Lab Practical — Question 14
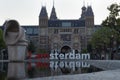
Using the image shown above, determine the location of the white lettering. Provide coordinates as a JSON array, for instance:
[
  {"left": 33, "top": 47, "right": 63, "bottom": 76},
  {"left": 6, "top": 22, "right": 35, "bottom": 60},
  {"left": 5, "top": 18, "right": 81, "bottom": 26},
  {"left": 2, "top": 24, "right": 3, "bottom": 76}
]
[
  {"left": 65, "top": 53, "right": 69, "bottom": 59},
  {"left": 54, "top": 52, "right": 58, "bottom": 59},
  {"left": 75, "top": 54, "right": 81, "bottom": 59},
  {"left": 50, "top": 53, "right": 54, "bottom": 59},
  {"left": 59, "top": 54, "right": 64, "bottom": 59},
  {"left": 69, "top": 61, "right": 75, "bottom": 71},
  {"left": 50, "top": 52, "right": 90, "bottom": 60},
  {"left": 69, "top": 52, "right": 75, "bottom": 59},
  {"left": 59, "top": 61, "right": 64, "bottom": 68},
  {"left": 50, "top": 61, "right": 90, "bottom": 71}
]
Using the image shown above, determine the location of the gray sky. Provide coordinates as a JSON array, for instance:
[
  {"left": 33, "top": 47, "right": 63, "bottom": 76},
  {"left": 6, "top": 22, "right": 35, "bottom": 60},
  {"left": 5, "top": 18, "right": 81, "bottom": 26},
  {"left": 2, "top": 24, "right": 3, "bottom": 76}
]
[{"left": 0, "top": 0, "right": 120, "bottom": 26}]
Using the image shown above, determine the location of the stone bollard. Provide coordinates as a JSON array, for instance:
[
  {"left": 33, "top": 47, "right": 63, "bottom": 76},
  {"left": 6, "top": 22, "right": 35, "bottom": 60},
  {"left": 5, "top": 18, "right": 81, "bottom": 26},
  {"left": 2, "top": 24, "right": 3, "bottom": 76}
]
[
  {"left": 7, "top": 62, "right": 26, "bottom": 79},
  {"left": 3, "top": 20, "right": 28, "bottom": 61}
]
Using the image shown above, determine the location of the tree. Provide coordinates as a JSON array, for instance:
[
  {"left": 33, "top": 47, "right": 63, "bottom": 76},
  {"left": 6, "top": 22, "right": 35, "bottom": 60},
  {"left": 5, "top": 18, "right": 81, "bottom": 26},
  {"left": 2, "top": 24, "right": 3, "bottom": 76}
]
[
  {"left": 27, "top": 41, "right": 36, "bottom": 53},
  {"left": 102, "top": 3, "right": 120, "bottom": 30},
  {"left": 90, "top": 27, "right": 120, "bottom": 59},
  {"left": 0, "top": 29, "right": 6, "bottom": 49},
  {"left": 102, "top": 3, "right": 120, "bottom": 57},
  {"left": 91, "top": 27, "right": 119, "bottom": 48},
  {"left": 81, "top": 48, "right": 88, "bottom": 53},
  {"left": 87, "top": 43, "right": 92, "bottom": 53},
  {"left": 37, "top": 49, "right": 48, "bottom": 54}
]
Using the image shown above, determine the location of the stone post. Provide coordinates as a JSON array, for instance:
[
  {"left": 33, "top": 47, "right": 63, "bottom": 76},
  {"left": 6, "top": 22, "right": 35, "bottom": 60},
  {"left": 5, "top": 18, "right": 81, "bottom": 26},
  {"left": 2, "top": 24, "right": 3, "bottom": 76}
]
[
  {"left": 7, "top": 62, "right": 26, "bottom": 79},
  {"left": 3, "top": 20, "right": 28, "bottom": 61}
]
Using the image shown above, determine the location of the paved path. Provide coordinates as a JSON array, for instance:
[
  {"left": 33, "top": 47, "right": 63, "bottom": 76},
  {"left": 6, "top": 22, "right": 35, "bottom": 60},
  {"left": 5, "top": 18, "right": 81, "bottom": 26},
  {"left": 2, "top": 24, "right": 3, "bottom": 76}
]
[
  {"left": 23, "top": 60, "right": 120, "bottom": 80},
  {"left": 85, "top": 60, "right": 120, "bottom": 70},
  {"left": 24, "top": 69, "right": 120, "bottom": 80}
]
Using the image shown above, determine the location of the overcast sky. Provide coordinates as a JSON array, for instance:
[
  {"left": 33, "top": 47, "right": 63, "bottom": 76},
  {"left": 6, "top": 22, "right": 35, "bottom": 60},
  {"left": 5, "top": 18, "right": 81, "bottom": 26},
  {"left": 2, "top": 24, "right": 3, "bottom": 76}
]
[{"left": 0, "top": 0, "right": 120, "bottom": 26}]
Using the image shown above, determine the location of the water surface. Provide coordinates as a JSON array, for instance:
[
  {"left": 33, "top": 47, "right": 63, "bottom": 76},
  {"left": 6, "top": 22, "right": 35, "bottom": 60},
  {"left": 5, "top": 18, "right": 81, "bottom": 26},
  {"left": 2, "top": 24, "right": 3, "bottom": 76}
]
[{"left": 0, "top": 60, "right": 103, "bottom": 80}]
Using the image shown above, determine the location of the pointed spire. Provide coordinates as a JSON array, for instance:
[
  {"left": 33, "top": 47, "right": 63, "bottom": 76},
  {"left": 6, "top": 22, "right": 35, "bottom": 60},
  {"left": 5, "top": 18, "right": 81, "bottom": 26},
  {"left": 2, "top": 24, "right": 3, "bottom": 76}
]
[
  {"left": 85, "top": 6, "right": 94, "bottom": 16},
  {"left": 53, "top": 0, "right": 54, "bottom": 7},
  {"left": 85, "top": 0, "right": 94, "bottom": 16},
  {"left": 80, "top": 1, "right": 86, "bottom": 20},
  {"left": 39, "top": 6, "right": 48, "bottom": 17},
  {"left": 50, "top": 0, "right": 57, "bottom": 20},
  {"left": 82, "top": 1, "right": 86, "bottom": 11},
  {"left": 83, "top": 0, "right": 85, "bottom": 6}
]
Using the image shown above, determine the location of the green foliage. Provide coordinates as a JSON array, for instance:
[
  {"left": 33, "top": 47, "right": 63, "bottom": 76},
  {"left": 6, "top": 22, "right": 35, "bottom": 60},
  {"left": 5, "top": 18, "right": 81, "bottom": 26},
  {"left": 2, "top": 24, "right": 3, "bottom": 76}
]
[
  {"left": 87, "top": 43, "right": 92, "bottom": 53},
  {"left": 37, "top": 49, "right": 48, "bottom": 53},
  {"left": 90, "top": 3, "right": 120, "bottom": 58},
  {"left": 27, "top": 41, "right": 36, "bottom": 53},
  {"left": 108, "top": 3, "right": 120, "bottom": 17},
  {"left": 90, "top": 27, "right": 119, "bottom": 48},
  {"left": 0, "top": 29, "right": 6, "bottom": 49},
  {"left": 101, "top": 3, "right": 120, "bottom": 53},
  {"left": 0, "top": 72, "right": 7, "bottom": 80},
  {"left": 81, "top": 49, "right": 88, "bottom": 53},
  {"left": 102, "top": 3, "right": 120, "bottom": 31}
]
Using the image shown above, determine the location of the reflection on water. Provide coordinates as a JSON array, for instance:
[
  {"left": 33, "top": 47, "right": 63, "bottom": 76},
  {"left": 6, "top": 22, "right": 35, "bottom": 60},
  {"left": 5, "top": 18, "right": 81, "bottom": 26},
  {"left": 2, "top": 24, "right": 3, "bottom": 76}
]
[
  {"left": 50, "top": 61, "right": 90, "bottom": 71},
  {"left": 0, "top": 62, "right": 26, "bottom": 80},
  {"left": 0, "top": 60, "right": 103, "bottom": 80}
]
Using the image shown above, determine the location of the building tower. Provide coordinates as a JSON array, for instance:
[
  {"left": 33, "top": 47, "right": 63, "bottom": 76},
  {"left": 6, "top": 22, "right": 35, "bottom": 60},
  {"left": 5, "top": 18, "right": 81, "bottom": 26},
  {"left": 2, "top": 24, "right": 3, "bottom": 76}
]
[
  {"left": 80, "top": 5, "right": 86, "bottom": 20},
  {"left": 85, "top": 6, "right": 94, "bottom": 46},
  {"left": 50, "top": 0, "right": 57, "bottom": 20},
  {"left": 79, "top": 5, "right": 87, "bottom": 49},
  {"left": 85, "top": 6, "right": 94, "bottom": 28},
  {"left": 39, "top": 6, "right": 49, "bottom": 51}
]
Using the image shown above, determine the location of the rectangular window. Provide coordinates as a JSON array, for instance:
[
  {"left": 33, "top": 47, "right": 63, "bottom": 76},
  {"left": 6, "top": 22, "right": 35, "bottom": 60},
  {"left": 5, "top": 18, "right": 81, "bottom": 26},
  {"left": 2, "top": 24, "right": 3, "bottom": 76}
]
[
  {"left": 60, "top": 29, "right": 72, "bottom": 32},
  {"left": 26, "top": 28, "right": 33, "bottom": 34},
  {"left": 74, "top": 29, "right": 79, "bottom": 34},
  {"left": 33, "top": 28, "right": 38, "bottom": 34},
  {"left": 62, "top": 22, "right": 71, "bottom": 27},
  {"left": 61, "top": 34, "right": 71, "bottom": 41},
  {"left": 54, "top": 29, "right": 58, "bottom": 34}
]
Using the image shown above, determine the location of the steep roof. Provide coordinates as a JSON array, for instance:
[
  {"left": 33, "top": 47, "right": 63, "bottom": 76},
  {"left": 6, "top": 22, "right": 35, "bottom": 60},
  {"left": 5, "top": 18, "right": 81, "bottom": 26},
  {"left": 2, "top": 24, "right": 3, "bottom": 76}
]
[
  {"left": 85, "top": 6, "right": 94, "bottom": 16},
  {"left": 50, "top": 5, "right": 57, "bottom": 20},
  {"left": 80, "top": 6, "right": 87, "bottom": 20},
  {"left": 39, "top": 6, "right": 48, "bottom": 17}
]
